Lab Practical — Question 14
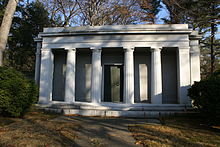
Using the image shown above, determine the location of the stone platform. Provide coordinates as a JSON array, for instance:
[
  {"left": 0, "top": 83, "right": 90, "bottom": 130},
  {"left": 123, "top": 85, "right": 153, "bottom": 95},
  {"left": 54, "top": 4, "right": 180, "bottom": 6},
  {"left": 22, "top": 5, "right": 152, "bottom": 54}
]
[{"left": 38, "top": 102, "right": 193, "bottom": 118}]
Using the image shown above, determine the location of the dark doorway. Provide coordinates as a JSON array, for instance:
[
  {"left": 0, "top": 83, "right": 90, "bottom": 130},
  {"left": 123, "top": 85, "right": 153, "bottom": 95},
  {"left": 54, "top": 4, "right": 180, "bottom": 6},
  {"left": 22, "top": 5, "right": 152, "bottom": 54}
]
[
  {"left": 162, "top": 48, "right": 178, "bottom": 104},
  {"left": 104, "top": 65, "right": 123, "bottom": 102},
  {"left": 52, "top": 50, "right": 67, "bottom": 101}
]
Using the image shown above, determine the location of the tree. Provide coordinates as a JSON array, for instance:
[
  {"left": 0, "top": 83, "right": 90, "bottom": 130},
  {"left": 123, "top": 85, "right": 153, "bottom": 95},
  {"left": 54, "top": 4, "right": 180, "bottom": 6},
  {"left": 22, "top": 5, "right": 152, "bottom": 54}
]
[
  {"left": 190, "top": 0, "right": 219, "bottom": 75},
  {"left": 197, "top": 0, "right": 219, "bottom": 74},
  {"left": 39, "top": 0, "right": 79, "bottom": 27},
  {"left": 4, "top": 1, "right": 51, "bottom": 76},
  {"left": 162, "top": 0, "right": 220, "bottom": 76},
  {"left": 138, "top": 0, "right": 162, "bottom": 23},
  {"left": 0, "top": 0, "right": 19, "bottom": 66},
  {"left": 76, "top": 0, "right": 141, "bottom": 26},
  {"left": 200, "top": 38, "right": 220, "bottom": 79},
  {"left": 0, "top": 0, "right": 9, "bottom": 23},
  {"left": 40, "top": 0, "right": 148, "bottom": 26},
  {"left": 161, "top": 0, "right": 194, "bottom": 24}
]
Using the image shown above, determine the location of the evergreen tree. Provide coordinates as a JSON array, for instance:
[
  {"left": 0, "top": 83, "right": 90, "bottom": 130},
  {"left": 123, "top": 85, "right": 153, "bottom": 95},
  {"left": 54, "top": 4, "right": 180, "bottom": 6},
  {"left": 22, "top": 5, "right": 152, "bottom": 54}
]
[
  {"left": 138, "top": 0, "right": 162, "bottom": 23},
  {"left": 0, "top": 0, "right": 9, "bottom": 23},
  {"left": 0, "top": 0, "right": 19, "bottom": 66},
  {"left": 162, "top": 0, "right": 220, "bottom": 76},
  {"left": 189, "top": 0, "right": 220, "bottom": 75},
  {"left": 4, "top": 1, "right": 51, "bottom": 76}
]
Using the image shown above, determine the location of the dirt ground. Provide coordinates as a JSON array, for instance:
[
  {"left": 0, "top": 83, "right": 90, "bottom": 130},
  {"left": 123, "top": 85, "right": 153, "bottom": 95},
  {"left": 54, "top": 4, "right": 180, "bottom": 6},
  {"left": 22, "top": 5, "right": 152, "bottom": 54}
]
[{"left": 0, "top": 108, "right": 219, "bottom": 147}]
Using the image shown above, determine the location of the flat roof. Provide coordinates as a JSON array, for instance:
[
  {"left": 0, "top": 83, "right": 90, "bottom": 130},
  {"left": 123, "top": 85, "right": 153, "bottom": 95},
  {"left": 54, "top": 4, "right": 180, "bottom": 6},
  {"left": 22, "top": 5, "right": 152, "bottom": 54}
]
[{"left": 36, "top": 24, "right": 198, "bottom": 38}]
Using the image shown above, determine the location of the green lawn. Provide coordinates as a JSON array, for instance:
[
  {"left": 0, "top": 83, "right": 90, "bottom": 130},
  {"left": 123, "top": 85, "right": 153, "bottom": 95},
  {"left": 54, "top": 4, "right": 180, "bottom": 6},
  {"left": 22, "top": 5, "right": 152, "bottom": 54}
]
[{"left": 129, "top": 117, "right": 220, "bottom": 147}]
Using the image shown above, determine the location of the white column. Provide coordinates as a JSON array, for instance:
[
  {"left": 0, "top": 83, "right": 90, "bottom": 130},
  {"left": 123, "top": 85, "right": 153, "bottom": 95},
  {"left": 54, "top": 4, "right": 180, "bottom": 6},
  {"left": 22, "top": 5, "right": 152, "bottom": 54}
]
[
  {"left": 91, "top": 48, "right": 102, "bottom": 103},
  {"left": 34, "top": 41, "right": 42, "bottom": 85},
  {"left": 190, "top": 40, "right": 200, "bottom": 85},
  {"left": 65, "top": 49, "right": 76, "bottom": 103},
  {"left": 151, "top": 48, "right": 162, "bottom": 104},
  {"left": 39, "top": 49, "right": 53, "bottom": 104},
  {"left": 124, "top": 48, "right": 134, "bottom": 104},
  {"left": 177, "top": 47, "right": 191, "bottom": 104}
]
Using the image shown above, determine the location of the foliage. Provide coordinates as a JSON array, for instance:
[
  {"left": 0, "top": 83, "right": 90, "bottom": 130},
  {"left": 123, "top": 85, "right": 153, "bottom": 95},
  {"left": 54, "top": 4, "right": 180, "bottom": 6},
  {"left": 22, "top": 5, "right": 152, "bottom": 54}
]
[
  {"left": 1, "top": 0, "right": 219, "bottom": 78},
  {"left": 39, "top": 0, "right": 78, "bottom": 27},
  {"left": 0, "top": 67, "right": 38, "bottom": 117},
  {"left": 162, "top": 0, "right": 195, "bottom": 24},
  {"left": 76, "top": 0, "right": 141, "bottom": 26},
  {"left": 39, "top": 0, "right": 162, "bottom": 26},
  {"left": 162, "top": 0, "right": 220, "bottom": 29},
  {"left": 188, "top": 70, "right": 220, "bottom": 123},
  {"left": 3, "top": 1, "right": 51, "bottom": 76},
  {"left": 138, "top": 0, "right": 162, "bottom": 23},
  {"left": 0, "top": 0, "right": 19, "bottom": 66},
  {"left": 0, "top": 0, "right": 9, "bottom": 23},
  {"left": 162, "top": 0, "right": 220, "bottom": 76},
  {"left": 200, "top": 38, "right": 220, "bottom": 79}
]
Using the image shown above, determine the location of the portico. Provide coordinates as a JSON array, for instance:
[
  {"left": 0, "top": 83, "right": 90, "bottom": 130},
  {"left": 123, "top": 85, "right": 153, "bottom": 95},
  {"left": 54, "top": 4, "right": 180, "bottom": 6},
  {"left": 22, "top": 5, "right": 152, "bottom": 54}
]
[{"left": 35, "top": 24, "right": 201, "bottom": 117}]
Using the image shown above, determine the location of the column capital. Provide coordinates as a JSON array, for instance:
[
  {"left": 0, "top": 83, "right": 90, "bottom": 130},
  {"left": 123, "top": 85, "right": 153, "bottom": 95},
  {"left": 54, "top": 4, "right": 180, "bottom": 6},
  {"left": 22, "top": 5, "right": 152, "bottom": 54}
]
[
  {"left": 41, "top": 48, "right": 51, "bottom": 52},
  {"left": 178, "top": 46, "right": 190, "bottom": 50},
  {"left": 150, "top": 47, "right": 162, "bottom": 52},
  {"left": 124, "top": 47, "right": 134, "bottom": 52},
  {"left": 91, "top": 48, "right": 102, "bottom": 53},
  {"left": 190, "top": 51, "right": 200, "bottom": 55},
  {"left": 65, "top": 48, "right": 76, "bottom": 52}
]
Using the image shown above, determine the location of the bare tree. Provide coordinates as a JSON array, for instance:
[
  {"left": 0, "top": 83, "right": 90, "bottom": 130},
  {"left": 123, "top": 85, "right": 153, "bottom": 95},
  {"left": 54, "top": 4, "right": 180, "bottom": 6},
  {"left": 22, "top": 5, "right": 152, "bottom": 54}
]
[
  {"left": 137, "top": 0, "right": 162, "bottom": 24},
  {"left": 76, "top": 0, "right": 140, "bottom": 26},
  {"left": 76, "top": 0, "right": 110, "bottom": 26},
  {"left": 0, "top": 0, "right": 19, "bottom": 66},
  {"left": 110, "top": 0, "right": 141, "bottom": 25},
  {"left": 40, "top": 0, "right": 157, "bottom": 27},
  {"left": 39, "top": 0, "right": 79, "bottom": 27}
]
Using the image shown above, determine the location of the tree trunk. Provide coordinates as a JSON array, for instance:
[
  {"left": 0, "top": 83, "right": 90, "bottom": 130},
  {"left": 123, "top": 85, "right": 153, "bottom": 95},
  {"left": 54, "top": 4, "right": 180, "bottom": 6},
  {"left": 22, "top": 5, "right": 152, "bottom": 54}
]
[
  {"left": 210, "top": 23, "right": 215, "bottom": 74},
  {"left": 210, "top": 2, "right": 215, "bottom": 74},
  {"left": 0, "top": 0, "right": 19, "bottom": 66}
]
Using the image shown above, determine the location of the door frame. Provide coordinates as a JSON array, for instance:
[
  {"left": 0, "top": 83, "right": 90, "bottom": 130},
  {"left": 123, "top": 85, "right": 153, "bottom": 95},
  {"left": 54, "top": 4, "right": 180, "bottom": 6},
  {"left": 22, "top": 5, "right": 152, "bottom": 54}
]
[{"left": 102, "top": 63, "right": 124, "bottom": 103}]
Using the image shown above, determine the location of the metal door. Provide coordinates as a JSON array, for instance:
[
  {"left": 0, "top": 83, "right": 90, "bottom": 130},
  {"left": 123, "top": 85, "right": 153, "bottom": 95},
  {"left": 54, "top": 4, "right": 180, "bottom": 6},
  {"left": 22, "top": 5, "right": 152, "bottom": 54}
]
[{"left": 104, "top": 65, "right": 123, "bottom": 102}]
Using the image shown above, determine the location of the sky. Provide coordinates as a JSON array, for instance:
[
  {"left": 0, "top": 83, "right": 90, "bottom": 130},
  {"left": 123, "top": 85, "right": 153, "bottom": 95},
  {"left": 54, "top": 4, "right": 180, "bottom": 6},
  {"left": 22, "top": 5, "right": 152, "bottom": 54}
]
[
  {"left": 156, "top": 2, "right": 169, "bottom": 24},
  {"left": 24, "top": 0, "right": 219, "bottom": 39},
  {"left": 157, "top": 2, "right": 219, "bottom": 39}
]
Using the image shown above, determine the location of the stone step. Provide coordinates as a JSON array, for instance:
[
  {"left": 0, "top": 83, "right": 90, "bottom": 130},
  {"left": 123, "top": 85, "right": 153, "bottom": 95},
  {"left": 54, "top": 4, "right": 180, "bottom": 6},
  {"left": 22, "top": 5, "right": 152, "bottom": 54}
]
[
  {"left": 46, "top": 102, "right": 192, "bottom": 111},
  {"left": 42, "top": 107, "right": 195, "bottom": 118},
  {"left": 38, "top": 102, "right": 194, "bottom": 118}
]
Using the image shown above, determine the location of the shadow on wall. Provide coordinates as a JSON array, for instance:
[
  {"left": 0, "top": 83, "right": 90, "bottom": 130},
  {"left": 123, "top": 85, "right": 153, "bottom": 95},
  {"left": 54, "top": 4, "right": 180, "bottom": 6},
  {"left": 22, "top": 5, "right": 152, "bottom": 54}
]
[
  {"left": 39, "top": 49, "right": 53, "bottom": 104},
  {"left": 39, "top": 24, "right": 192, "bottom": 105}
]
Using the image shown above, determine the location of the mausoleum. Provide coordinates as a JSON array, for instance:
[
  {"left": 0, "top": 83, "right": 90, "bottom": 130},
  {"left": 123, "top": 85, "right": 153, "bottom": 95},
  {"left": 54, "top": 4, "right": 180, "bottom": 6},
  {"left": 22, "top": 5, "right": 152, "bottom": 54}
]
[{"left": 35, "top": 24, "right": 201, "bottom": 117}]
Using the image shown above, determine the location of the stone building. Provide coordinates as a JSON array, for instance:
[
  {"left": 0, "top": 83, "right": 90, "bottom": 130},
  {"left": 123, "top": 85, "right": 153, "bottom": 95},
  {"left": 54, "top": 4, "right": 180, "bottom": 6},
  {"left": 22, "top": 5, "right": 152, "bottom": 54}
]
[{"left": 35, "top": 24, "right": 201, "bottom": 117}]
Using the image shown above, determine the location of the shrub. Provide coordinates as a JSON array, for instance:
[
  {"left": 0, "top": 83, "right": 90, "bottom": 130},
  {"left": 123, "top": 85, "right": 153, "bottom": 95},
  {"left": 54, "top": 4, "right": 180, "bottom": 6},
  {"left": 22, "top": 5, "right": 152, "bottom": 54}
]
[
  {"left": 188, "top": 70, "right": 220, "bottom": 123},
  {"left": 0, "top": 67, "right": 38, "bottom": 117}
]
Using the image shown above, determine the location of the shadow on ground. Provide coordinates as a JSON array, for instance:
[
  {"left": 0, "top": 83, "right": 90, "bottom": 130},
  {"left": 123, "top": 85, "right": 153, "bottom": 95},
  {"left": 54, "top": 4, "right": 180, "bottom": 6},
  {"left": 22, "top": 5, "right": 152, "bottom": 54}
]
[
  {"left": 51, "top": 115, "right": 153, "bottom": 147},
  {"left": 0, "top": 110, "right": 154, "bottom": 147}
]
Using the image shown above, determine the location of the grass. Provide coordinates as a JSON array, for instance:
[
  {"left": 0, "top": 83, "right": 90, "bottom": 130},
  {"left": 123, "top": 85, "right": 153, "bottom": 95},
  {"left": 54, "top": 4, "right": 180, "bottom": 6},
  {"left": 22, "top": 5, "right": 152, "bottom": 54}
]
[
  {"left": 0, "top": 107, "right": 81, "bottom": 147},
  {"left": 129, "top": 116, "right": 220, "bottom": 147}
]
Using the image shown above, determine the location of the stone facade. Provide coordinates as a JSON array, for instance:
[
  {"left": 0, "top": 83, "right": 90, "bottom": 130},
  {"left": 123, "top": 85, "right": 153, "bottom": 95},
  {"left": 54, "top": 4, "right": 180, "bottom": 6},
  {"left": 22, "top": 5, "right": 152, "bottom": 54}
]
[{"left": 35, "top": 24, "right": 201, "bottom": 117}]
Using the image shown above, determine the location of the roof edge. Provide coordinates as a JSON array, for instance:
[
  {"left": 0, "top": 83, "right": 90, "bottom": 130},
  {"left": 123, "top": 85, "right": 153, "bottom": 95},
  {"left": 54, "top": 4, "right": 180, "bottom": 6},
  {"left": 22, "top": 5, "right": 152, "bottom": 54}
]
[{"left": 43, "top": 24, "right": 190, "bottom": 33}]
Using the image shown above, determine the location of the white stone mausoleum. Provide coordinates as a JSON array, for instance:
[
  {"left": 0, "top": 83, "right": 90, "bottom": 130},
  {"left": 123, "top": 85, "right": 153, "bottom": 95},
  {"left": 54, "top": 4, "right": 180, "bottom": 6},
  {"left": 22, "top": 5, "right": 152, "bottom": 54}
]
[{"left": 35, "top": 24, "right": 201, "bottom": 117}]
